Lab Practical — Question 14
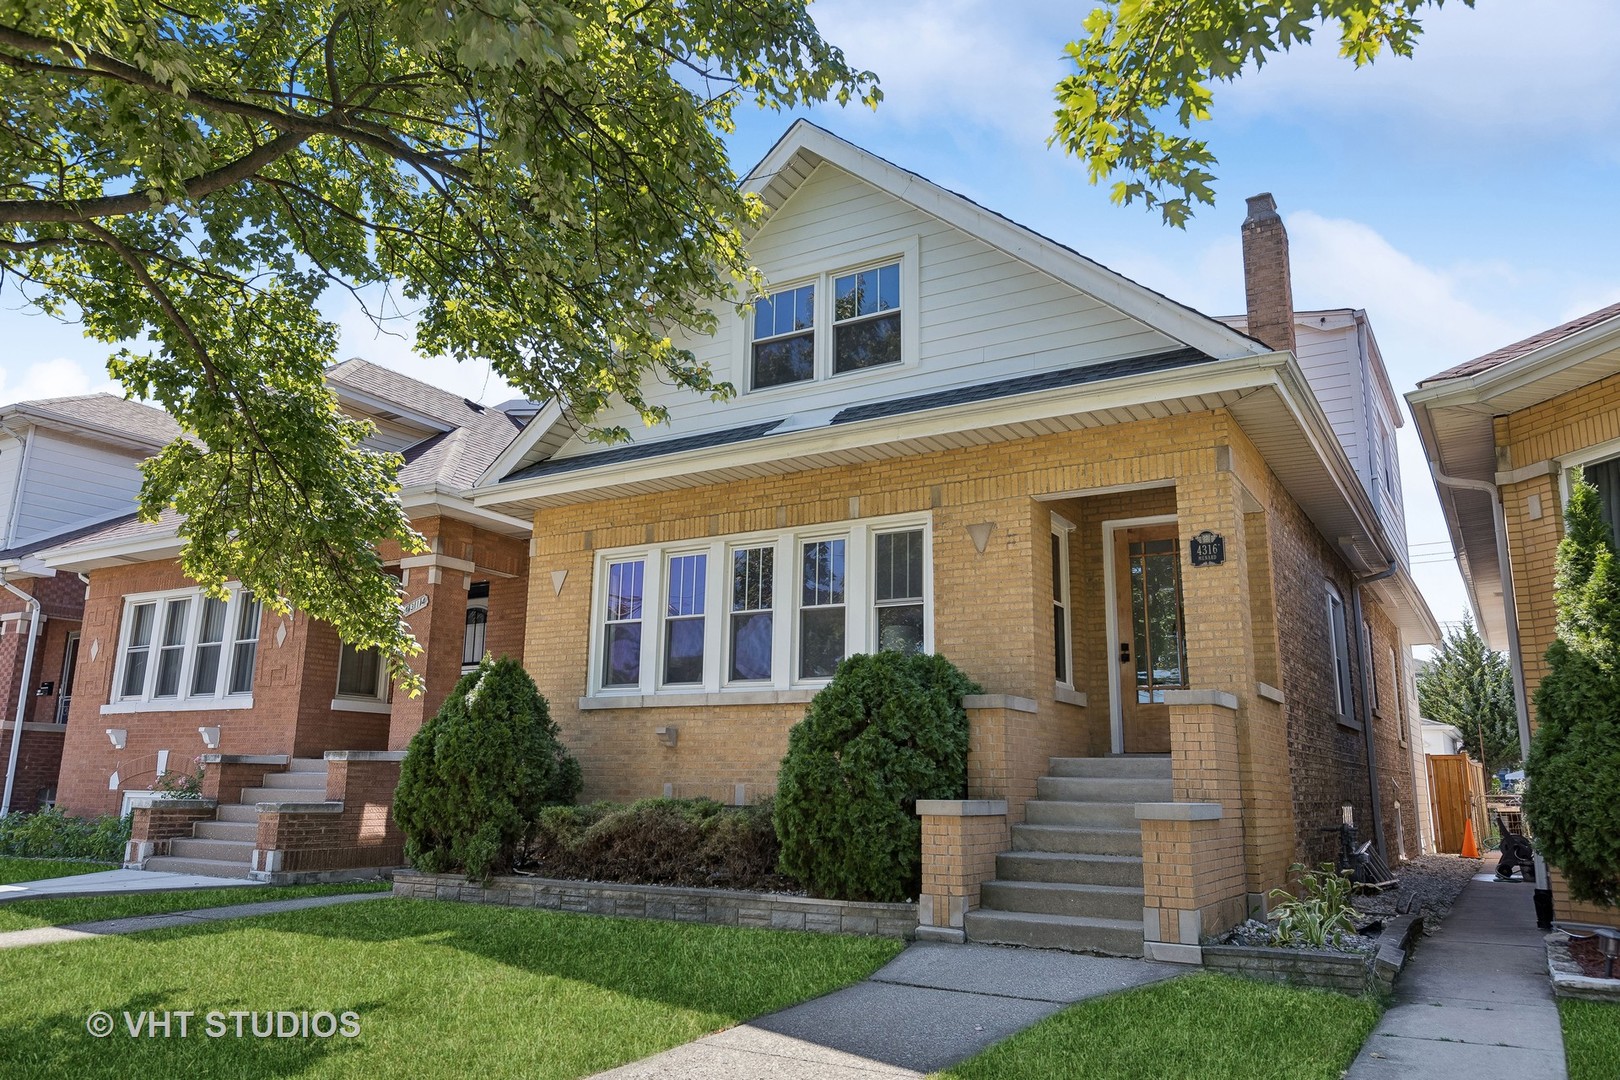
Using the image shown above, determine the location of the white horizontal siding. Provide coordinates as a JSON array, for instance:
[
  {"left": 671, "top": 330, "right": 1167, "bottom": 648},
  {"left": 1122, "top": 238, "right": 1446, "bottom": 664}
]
[
  {"left": 11, "top": 429, "right": 147, "bottom": 546},
  {"left": 553, "top": 162, "right": 1183, "bottom": 462},
  {"left": 0, "top": 433, "right": 23, "bottom": 547}
]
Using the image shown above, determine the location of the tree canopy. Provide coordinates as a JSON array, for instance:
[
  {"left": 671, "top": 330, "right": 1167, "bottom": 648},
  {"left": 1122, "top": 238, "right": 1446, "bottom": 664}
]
[
  {"left": 1524, "top": 480, "right": 1620, "bottom": 907},
  {"left": 0, "top": 1, "right": 876, "bottom": 686},
  {"left": 1415, "top": 615, "right": 1520, "bottom": 775},
  {"left": 1052, "top": 1, "right": 1475, "bottom": 225}
]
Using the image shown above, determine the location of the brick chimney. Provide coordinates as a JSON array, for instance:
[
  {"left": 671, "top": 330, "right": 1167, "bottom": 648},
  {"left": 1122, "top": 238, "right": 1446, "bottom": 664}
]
[{"left": 1240, "top": 193, "right": 1297, "bottom": 355}]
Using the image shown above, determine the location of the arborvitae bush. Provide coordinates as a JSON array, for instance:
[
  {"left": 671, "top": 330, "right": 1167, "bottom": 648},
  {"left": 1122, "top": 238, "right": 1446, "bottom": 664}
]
[
  {"left": 394, "top": 656, "right": 581, "bottom": 883},
  {"left": 1525, "top": 480, "right": 1620, "bottom": 907},
  {"left": 774, "top": 651, "right": 980, "bottom": 902}
]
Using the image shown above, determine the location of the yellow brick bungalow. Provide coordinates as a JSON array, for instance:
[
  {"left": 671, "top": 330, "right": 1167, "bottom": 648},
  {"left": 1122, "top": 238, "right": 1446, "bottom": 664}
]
[{"left": 471, "top": 124, "right": 1439, "bottom": 961}]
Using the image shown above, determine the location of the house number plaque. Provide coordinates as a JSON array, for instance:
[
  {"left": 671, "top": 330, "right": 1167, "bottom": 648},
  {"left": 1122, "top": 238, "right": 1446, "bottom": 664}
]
[
  {"left": 402, "top": 594, "right": 431, "bottom": 616},
  {"left": 1189, "top": 530, "right": 1225, "bottom": 567}
]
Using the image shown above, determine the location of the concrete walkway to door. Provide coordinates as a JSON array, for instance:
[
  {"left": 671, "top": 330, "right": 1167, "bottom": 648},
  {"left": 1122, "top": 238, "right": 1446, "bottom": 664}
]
[{"left": 1347, "top": 874, "right": 1567, "bottom": 1079}]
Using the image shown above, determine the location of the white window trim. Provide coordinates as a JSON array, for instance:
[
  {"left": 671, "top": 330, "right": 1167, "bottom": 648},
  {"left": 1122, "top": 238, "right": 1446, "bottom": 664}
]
[
  {"left": 736, "top": 236, "right": 922, "bottom": 396},
  {"left": 585, "top": 511, "right": 932, "bottom": 701},
  {"left": 1052, "top": 513, "right": 1076, "bottom": 690},
  {"left": 103, "top": 585, "right": 258, "bottom": 715},
  {"left": 1558, "top": 437, "right": 1620, "bottom": 506}
]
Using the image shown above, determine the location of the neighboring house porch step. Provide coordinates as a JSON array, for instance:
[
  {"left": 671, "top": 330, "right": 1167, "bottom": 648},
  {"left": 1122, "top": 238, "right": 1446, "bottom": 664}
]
[
  {"left": 141, "top": 855, "right": 255, "bottom": 881},
  {"left": 238, "top": 786, "right": 328, "bottom": 803},
  {"left": 215, "top": 804, "right": 260, "bottom": 823},
  {"left": 260, "top": 770, "right": 332, "bottom": 790},
  {"left": 963, "top": 909, "right": 1145, "bottom": 958},
  {"left": 193, "top": 820, "right": 258, "bottom": 842},
  {"left": 168, "top": 837, "right": 255, "bottom": 862},
  {"left": 287, "top": 757, "right": 328, "bottom": 773}
]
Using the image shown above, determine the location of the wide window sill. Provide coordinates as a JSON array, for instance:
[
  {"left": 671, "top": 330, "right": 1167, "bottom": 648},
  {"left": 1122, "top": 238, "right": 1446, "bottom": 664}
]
[
  {"left": 101, "top": 697, "right": 253, "bottom": 715},
  {"left": 1335, "top": 715, "right": 1364, "bottom": 733},
  {"left": 580, "top": 689, "right": 820, "bottom": 711},
  {"left": 1053, "top": 685, "right": 1088, "bottom": 708},
  {"left": 331, "top": 698, "right": 392, "bottom": 715}
]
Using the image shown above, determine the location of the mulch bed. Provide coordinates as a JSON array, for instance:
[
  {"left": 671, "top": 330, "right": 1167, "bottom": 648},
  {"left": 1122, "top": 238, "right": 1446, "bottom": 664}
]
[{"left": 1566, "top": 935, "right": 1620, "bottom": 980}]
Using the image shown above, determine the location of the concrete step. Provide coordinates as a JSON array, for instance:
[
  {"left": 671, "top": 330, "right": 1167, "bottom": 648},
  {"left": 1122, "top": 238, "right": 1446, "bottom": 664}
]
[
  {"left": 239, "top": 786, "right": 327, "bottom": 804},
  {"left": 980, "top": 880, "right": 1145, "bottom": 920},
  {"left": 261, "top": 770, "right": 329, "bottom": 789},
  {"left": 1047, "top": 755, "right": 1172, "bottom": 779},
  {"left": 142, "top": 856, "right": 255, "bottom": 881},
  {"left": 1011, "top": 823, "right": 1142, "bottom": 856},
  {"left": 287, "top": 757, "right": 328, "bottom": 773},
  {"left": 964, "top": 909, "right": 1143, "bottom": 957},
  {"left": 1035, "top": 776, "right": 1173, "bottom": 803},
  {"left": 214, "top": 804, "right": 260, "bottom": 823},
  {"left": 996, "top": 851, "right": 1144, "bottom": 888},
  {"left": 1022, "top": 800, "right": 1138, "bottom": 829},
  {"left": 169, "top": 837, "right": 254, "bottom": 862},
  {"left": 194, "top": 820, "right": 258, "bottom": 842}
]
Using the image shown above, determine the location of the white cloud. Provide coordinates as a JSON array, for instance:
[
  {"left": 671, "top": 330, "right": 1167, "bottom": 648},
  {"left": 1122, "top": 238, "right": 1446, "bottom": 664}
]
[{"left": 0, "top": 356, "right": 121, "bottom": 404}]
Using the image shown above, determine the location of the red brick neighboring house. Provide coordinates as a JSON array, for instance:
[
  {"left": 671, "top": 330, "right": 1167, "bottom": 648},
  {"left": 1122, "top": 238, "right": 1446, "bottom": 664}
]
[
  {"left": 0, "top": 394, "right": 179, "bottom": 815},
  {"left": 39, "top": 361, "right": 534, "bottom": 880}
]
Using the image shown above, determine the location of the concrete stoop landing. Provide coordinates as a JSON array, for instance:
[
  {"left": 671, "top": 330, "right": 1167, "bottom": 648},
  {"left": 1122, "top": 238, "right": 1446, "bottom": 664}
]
[
  {"left": 964, "top": 755, "right": 1171, "bottom": 957},
  {"left": 141, "top": 757, "right": 329, "bottom": 880}
]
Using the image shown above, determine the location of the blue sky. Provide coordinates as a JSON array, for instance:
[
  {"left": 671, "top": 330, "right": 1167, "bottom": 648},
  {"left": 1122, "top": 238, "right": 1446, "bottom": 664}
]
[{"left": 1, "top": 0, "right": 1616, "bottom": 638}]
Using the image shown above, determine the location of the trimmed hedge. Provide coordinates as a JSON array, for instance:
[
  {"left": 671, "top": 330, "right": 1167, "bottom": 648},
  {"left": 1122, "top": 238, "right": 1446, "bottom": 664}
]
[
  {"left": 774, "top": 651, "right": 980, "bottom": 902},
  {"left": 0, "top": 808, "right": 130, "bottom": 863},
  {"left": 522, "top": 798, "right": 790, "bottom": 891},
  {"left": 394, "top": 656, "right": 581, "bottom": 883}
]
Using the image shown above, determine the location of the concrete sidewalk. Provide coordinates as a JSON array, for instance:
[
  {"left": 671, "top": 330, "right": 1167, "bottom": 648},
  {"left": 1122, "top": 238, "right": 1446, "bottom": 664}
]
[
  {"left": 1347, "top": 874, "right": 1566, "bottom": 1079},
  {"left": 0, "top": 867, "right": 257, "bottom": 901},
  {"left": 0, "top": 890, "right": 389, "bottom": 950},
  {"left": 593, "top": 942, "right": 1179, "bottom": 1079}
]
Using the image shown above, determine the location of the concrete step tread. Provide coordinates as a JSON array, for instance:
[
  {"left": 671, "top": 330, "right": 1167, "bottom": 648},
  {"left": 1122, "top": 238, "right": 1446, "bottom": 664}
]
[
  {"left": 168, "top": 838, "right": 254, "bottom": 862},
  {"left": 260, "top": 772, "right": 330, "bottom": 788},
  {"left": 238, "top": 786, "right": 327, "bottom": 803},
  {"left": 1022, "top": 801, "right": 1139, "bottom": 827},
  {"left": 982, "top": 879, "right": 1145, "bottom": 898},
  {"left": 141, "top": 856, "right": 255, "bottom": 881},
  {"left": 1002, "top": 850, "right": 1144, "bottom": 865},
  {"left": 193, "top": 821, "right": 258, "bottom": 841},
  {"left": 966, "top": 908, "right": 1143, "bottom": 932},
  {"left": 214, "top": 804, "right": 260, "bottom": 823},
  {"left": 287, "top": 757, "right": 328, "bottom": 772},
  {"left": 1048, "top": 756, "right": 1173, "bottom": 779},
  {"left": 1012, "top": 824, "right": 1142, "bottom": 839}
]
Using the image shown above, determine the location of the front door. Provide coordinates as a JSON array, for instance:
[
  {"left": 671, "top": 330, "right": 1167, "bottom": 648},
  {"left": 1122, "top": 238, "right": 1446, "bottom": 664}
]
[{"left": 1114, "top": 524, "right": 1188, "bottom": 753}]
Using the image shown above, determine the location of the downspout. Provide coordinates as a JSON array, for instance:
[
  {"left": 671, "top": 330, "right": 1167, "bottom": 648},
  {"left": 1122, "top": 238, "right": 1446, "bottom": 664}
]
[
  {"left": 0, "top": 572, "right": 42, "bottom": 817},
  {"left": 1351, "top": 564, "right": 1396, "bottom": 863},
  {"left": 1433, "top": 470, "right": 1547, "bottom": 916}
]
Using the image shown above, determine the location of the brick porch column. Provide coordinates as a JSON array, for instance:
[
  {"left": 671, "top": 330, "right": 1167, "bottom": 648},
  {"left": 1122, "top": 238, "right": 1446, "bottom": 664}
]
[
  {"left": 388, "top": 552, "right": 471, "bottom": 750},
  {"left": 916, "top": 799, "right": 1008, "bottom": 943},
  {"left": 964, "top": 694, "right": 1043, "bottom": 821}
]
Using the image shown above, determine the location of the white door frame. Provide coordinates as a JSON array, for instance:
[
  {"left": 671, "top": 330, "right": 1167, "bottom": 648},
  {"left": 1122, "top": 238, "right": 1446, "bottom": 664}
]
[{"left": 1102, "top": 514, "right": 1178, "bottom": 755}]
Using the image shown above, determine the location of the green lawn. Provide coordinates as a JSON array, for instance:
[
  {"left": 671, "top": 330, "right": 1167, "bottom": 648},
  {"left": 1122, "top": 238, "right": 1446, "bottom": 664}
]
[
  {"left": 0, "top": 897, "right": 904, "bottom": 1079},
  {"left": 0, "top": 881, "right": 391, "bottom": 932},
  {"left": 0, "top": 856, "right": 114, "bottom": 885},
  {"left": 937, "top": 972, "right": 1382, "bottom": 1080},
  {"left": 1559, "top": 997, "right": 1620, "bottom": 1080}
]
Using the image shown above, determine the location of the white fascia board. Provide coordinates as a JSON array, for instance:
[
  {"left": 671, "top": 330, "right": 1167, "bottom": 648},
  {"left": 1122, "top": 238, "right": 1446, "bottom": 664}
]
[
  {"left": 473, "top": 352, "right": 1295, "bottom": 510},
  {"left": 39, "top": 531, "right": 183, "bottom": 572},
  {"left": 1408, "top": 314, "right": 1620, "bottom": 409},
  {"left": 399, "top": 487, "right": 531, "bottom": 536},
  {"left": 476, "top": 399, "right": 566, "bottom": 486},
  {"left": 746, "top": 123, "right": 1268, "bottom": 363}
]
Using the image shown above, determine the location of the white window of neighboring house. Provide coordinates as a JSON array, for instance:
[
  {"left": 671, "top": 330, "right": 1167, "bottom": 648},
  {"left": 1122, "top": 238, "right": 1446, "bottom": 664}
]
[
  {"left": 1326, "top": 584, "right": 1353, "bottom": 720},
  {"left": 1051, "top": 516, "right": 1075, "bottom": 687},
  {"left": 111, "top": 586, "right": 260, "bottom": 709},
  {"left": 336, "top": 642, "right": 388, "bottom": 702},
  {"left": 462, "top": 581, "right": 490, "bottom": 670},
  {"left": 589, "top": 513, "right": 931, "bottom": 698}
]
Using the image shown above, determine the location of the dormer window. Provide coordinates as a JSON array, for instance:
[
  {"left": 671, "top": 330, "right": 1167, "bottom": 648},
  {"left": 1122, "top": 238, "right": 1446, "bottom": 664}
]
[
  {"left": 833, "top": 263, "right": 901, "bottom": 373},
  {"left": 751, "top": 283, "right": 816, "bottom": 389}
]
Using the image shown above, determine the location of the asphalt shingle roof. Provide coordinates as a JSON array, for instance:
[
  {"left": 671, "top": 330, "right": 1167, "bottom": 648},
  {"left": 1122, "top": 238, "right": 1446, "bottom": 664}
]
[
  {"left": 7, "top": 393, "right": 179, "bottom": 446},
  {"left": 1421, "top": 300, "right": 1620, "bottom": 385}
]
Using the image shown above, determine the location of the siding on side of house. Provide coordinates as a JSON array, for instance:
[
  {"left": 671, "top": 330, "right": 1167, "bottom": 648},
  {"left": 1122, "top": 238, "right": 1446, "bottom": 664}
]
[
  {"left": 545, "top": 161, "right": 1185, "bottom": 461},
  {"left": 10, "top": 429, "right": 147, "bottom": 547}
]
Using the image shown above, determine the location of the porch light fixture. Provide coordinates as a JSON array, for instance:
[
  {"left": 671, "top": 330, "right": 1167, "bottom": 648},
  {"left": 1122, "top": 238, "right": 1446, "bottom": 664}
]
[
  {"left": 965, "top": 522, "right": 995, "bottom": 554},
  {"left": 655, "top": 725, "right": 678, "bottom": 748},
  {"left": 106, "top": 728, "right": 127, "bottom": 750},
  {"left": 198, "top": 726, "right": 220, "bottom": 749}
]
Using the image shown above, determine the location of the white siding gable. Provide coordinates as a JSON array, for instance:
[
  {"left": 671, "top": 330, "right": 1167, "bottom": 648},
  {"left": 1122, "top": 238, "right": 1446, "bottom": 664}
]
[
  {"left": 10, "top": 428, "right": 147, "bottom": 547},
  {"left": 546, "top": 162, "right": 1184, "bottom": 462}
]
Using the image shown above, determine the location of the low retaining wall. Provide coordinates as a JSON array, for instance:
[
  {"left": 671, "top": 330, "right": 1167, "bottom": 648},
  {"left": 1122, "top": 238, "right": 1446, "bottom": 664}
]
[
  {"left": 1203, "top": 914, "right": 1423, "bottom": 994},
  {"left": 394, "top": 870, "right": 916, "bottom": 939},
  {"left": 1546, "top": 932, "right": 1620, "bottom": 1001}
]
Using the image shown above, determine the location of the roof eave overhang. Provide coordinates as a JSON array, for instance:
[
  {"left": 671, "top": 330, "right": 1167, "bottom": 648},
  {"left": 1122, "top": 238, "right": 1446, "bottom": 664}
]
[
  {"left": 399, "top": 487, "right": 531, "bottom": 537},
  {"left": 39, "top": 531, "right": 184, "bottom": 573}
]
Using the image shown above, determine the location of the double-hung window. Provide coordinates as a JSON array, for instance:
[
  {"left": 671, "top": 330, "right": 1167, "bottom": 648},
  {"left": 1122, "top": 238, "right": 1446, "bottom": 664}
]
[
  {"left": 112, "top": 587, "right": 261, "bottom": 709},
  {"left": 746, "top": 249, "right": 913, "bottom": 392},
  {"left": 591, "top": 514, "right": 930, "bottom": 697}
]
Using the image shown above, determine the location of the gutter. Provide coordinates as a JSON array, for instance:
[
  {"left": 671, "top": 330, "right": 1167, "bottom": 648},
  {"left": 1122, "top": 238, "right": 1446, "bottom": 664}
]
[{"left": 0, "top": 572, "right": 42, "bottom": 817}]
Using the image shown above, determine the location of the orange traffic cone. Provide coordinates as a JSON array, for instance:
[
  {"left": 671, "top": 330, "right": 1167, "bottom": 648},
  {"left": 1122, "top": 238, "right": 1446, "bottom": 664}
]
[{"left": 1460, "top": 817, "right": 1481, "bottom": 859}]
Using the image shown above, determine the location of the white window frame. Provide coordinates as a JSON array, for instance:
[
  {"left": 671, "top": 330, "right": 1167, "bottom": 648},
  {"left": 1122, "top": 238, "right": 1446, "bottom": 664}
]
[
  {"left": 1052, "top": 513, "right": 1076, "bottom": 689},
  {"left": 103, "top": 585, "right": 259, "bottom": 715},
  {"left": 1326, "top": 583, "right": 1354, "bottom": 722},
  {"left": 737, "top": 237, "right": 921, "bottom": 396},
  {"left": 586, "top": 512, "right": 932, "bottom": 700}
]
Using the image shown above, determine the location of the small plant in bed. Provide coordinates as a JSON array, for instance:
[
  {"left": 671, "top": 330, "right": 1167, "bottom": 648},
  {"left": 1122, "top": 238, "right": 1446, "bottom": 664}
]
[
  {"left": 1220, "top": 863, "right": 1376, "bottom": 953},
  {"left": 521, "top": 798, "right": 795, "bottom": 891}
]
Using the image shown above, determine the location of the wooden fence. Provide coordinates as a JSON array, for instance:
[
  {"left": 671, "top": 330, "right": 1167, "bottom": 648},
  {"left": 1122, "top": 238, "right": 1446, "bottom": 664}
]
[{"left": 1427, "top": 753, "right": 1490, "bottom": 855}]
